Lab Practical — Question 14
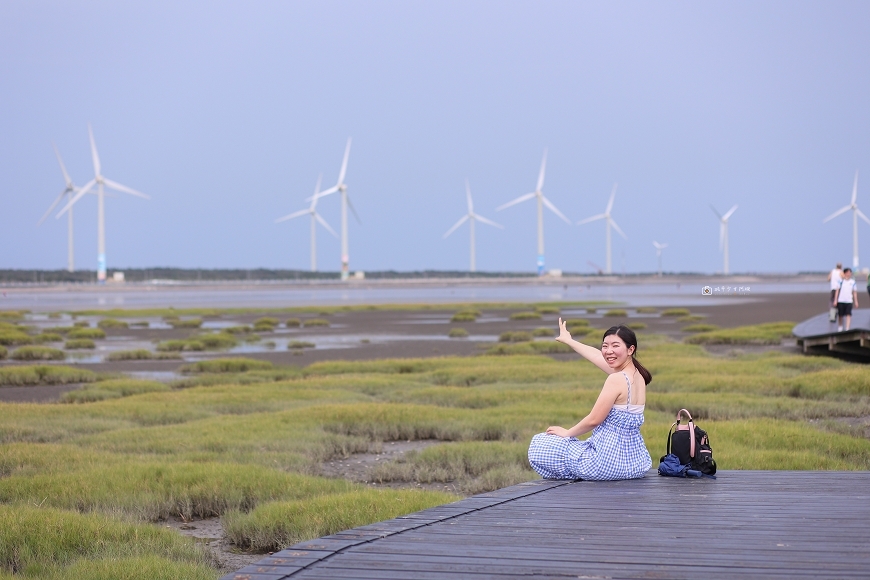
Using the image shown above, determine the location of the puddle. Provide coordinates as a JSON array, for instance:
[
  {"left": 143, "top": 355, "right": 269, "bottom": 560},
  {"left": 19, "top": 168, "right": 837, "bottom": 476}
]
[{"left": 125, "top": 371, "right": 182, "bottom": 382}]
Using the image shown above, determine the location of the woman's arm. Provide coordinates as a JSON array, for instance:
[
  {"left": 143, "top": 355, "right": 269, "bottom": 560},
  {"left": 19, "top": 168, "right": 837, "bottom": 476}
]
[
  {"left": 546, "top": 376, "right": 622, "bottom": 438},
  {"left": 554, "top": 318, "right": 613, "bottom": 374}
]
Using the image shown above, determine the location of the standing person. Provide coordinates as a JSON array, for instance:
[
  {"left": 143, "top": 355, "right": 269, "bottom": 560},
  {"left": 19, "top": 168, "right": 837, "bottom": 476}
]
[
  {"left": 828, "top": 263, "right": 843, "bottom": 306},
  {"left": 527, "top": 322, "right": 652, "bottom": 481},
  {"left": 834, "top": 268, "right": 858, "bottom": 332}
]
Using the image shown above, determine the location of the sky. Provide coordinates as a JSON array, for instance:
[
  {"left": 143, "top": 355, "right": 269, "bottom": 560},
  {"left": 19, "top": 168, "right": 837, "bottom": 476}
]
[{"left": 2, "top": 1, "right": 869, "bottom": 275}]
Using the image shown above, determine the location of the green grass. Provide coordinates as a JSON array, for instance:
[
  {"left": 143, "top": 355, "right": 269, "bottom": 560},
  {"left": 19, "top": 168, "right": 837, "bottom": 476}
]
[
  {"left": 684, "top": 322, "right": 796, "bottom": 345},
  {"left": 0, "top": 329, "right": 32, "bottom": 346},
  {"left": 604, "top": 309, "right": 628, "bottom": 317},
  {"left": 532, "top": 327, "right": 554, "bottom": 337},
  {"left": 509, "top": 311, "right": 542, "bottom": 320},
  {"left": 0, "top": 365, "right": 97, "bottom": 386},
  {"left": 636, "top": 307, "right": 658, "bottom": 314},
  {"left": 223, "top": 489, "right": 458, "bottom": 552},
  {"left": 0, "top": 346, "right": 5, "bottom": 360},
  {"left": 97, "top": 318, "right": 129, "bottom": 329},
  {"left": 285, "top": 318, "right": 302, "bottom": 327},
  {"left": 130, "top": 321, "right": 150, "bottom": 328},
  {"left": 450, "top": 309, "right": 482, "bottom": 323},
  {"left": 64, "top": 339, "right": 95, "bottom": 350},
  {"left": 156, "top": 332, "right": 237, "bottom": 352},
  {"left": 677, "top": 314, "right": 706, "bottom": 322},
  {"left": 0, "top": 311, "right": 24, "bottom": 321},
  {"left": 33, "top": 332, "right": 64, "bottom": 343},
  {"left": 10, "top": 346, "right": 65, "bottom": 361},
  {"left": 626, "top": 322, "right": 647, "bottom": 330},
  {"left": 499, "top": 331, "right": 533, "bottom": 343},
  {"left": 253, "top": 317, "right": 279, "bottom": 331},
  {"left": 448, "top": 328, "right": 469, "bottom": 338},
  {"left": 683, "top": 323, "right": 720, "bottom": 333},
  {"left": 66, "top": 328, "right": 106, "bottom": 340},
  {"left": 304, "top": 318, "right": 330, "bottom": 327},
  {"left": 72, "top": 321, "right": 90, "bottom": 328},
  {"left": 564, "top": 318, "right": 589, "bottom": 327},
  {"left": 534, "top": 306, "right": 560, "bottom": 314},
  {"left": 485, "top": 341, "right": 573, "bottom": 355},
  {"left": 662, "top": 308, "right": 691, "bottom": 316},
  {"left": 61, "top": 379, "right": 170, "bottom": 403},
  {"left": 105, "top": 350, "right": 182, "bottom": 361},
  {"left": 223, "top": 325, "right": 253, "bottom": 334},
  {"left": 180, "top": 358, "right": 274, "bottom": 373},
  {"left": 167, "top": 318, "right": 203, "bottom": 329},
  {"left": 288, "top": 341, "right": 316, "bottom": 349}
]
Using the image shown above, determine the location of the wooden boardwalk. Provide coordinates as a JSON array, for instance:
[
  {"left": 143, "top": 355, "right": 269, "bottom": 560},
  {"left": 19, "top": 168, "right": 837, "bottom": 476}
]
[{"left": 222, "top": 471, "right": 870, "bottom": 580}]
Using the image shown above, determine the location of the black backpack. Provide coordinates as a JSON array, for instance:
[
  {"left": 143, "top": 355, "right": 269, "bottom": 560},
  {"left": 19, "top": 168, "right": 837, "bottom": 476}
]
[{"left": 662, "top": 409, "right": 717, "bottom": 476}]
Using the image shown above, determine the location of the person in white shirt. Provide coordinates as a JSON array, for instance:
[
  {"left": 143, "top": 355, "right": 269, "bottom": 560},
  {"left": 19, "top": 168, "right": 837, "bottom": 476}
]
[
  {"left": 828, "top": 263, "right": 843, "bottom": 308},
  {"left": 833, "top": 268, "right": 858, "bottom": 332}
]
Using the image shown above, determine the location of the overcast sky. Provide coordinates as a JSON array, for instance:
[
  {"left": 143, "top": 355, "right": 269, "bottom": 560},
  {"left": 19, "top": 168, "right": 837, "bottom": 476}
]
[{"left": 2, "top": 1, "right": 869, "bottom": 275}]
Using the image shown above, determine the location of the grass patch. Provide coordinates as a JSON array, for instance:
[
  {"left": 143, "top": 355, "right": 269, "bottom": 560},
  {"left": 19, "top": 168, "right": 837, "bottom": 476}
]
[
  {"left": 604, "top": 309, "right": 628, "bottom": 317},
  {"left": 61, "top": 379, "right": 170, "bottom": 403},
  {"left": 166, "top": 318, "right": 203, "bottom": 329},
  {"left": 223, "top": 488, "right": 457, "bottom": 553},
  {"left": 156, "top": 332, "right": 237, "bottom": 352},
  {"left": 11, "top": 346, "right": 65, "bottom": 361},
  {"left": 0, "top": 346, "right": 5, "bottom": 360},
  {"left": 180, "top": 358, "right": 274, "bottom": 373},
  {"left": 677, "top": 314, "right": 706, "bottom": 322},
  {"left": 67, "top": 328, "right": 106, "bottom": 340},
  {"left": 499, "top": 331, "right": 532, "bottom": 343},
  {"left": 33, "top": 332, "right": 64, "bottom": 343},
  {"left": 626, "top": 322, "right": 647, "bottom": 330},
  {"left": 534, "top": 306, "right": 560, "bottom": 314},
  {"left": 285, "top": 318, "right": 301, "bottom": 327},
  {"left": 509, "top": 311, "right": 542, "bottom": 320},
  {"left": 485, "top": 341, "right": 572, "bottom": 355},
  {"left": 450, "top": 309, "right": 482, "bottom": 323},
  {"left": 684, "top": 322, "right": 796, "bottom": 345},
  {"left": 532, "top": 327, "right": 554, "bottom": 337},
  {"left": 253, "top": 317, "right": 279, "bottom": 331},
  {"left": 130, "top": 321, "right": 150, "bottom": 328},
  {"left": 105, "top": 350, "right": 181, "bottom": 361},
  {"left": 683, "top": 323, "right": 720, "bottom": 333},
  {"left": 72, "top": 321, "right": 90, "bottom": 328},
  {"left": 97, "top": 318, "right": 129, "bottom": 329},
  {"left": 0, "top": 365, "right": 97, "bottom": 386},
  {"left": 64, "top": 339, "right": 95, "bottom": 350},
  {"left": 288, "top": 341, "right": 316, "bottom": 350},
  {"left": 0, "top": 311, "right": 24, "bottom": 321},
  {"left": 448, "top": 328, "right": 469, "bottom": 338},
  {"left": 223, "top": 325, "right": 253, "bottom": 334},
  {"left": 304, "top": 318, "right": 330, "bottom": 327},
  {"left": 0, "top": 329, "right": 33, "bottom": 346},
  {"left": 662, "top": 308, "right": 691, "bottom": 316},
  {"left": 636, "top": 307, "right": 658, "bottom": 314}
]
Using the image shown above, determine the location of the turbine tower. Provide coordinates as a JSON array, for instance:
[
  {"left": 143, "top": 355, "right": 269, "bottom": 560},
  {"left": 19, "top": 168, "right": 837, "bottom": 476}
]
[
  {"left": 652, "top": 241, "right": 667, "bottom": 277},
  {"left": 312, "top": 138, "right": 359, "bottom": 280},
  {"left": 579, "top": 183, "right": 627, "bottom": 275},
  {"left": 443, "top": 180, "right": 503, "bottom": 272},
  {"left": 57, "top": 124, "right": 149, "bottom": 283},
  {"left": 711, "top": 204, "right": 738, "bottom": 275},
  {"left": 823, "top": 171, "right": 868, "bottom": 270},
  {"left": 275, "top": 175, "right": 337, "bottom": 272},
  {"left": 38, "top": 143, "right": 83, "bottom": 272},
  {"left": 496, "top": 149, "right": 571, "bottom": 275}
]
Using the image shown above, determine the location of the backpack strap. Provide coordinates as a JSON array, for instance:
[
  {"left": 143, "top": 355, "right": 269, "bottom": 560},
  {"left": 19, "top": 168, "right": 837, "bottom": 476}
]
[{"left": 675, "top": 409, "right": 696, "bottom": 458}]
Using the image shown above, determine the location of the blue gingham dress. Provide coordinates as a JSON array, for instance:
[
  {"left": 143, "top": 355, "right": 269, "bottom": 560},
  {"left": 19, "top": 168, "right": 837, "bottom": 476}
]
[{"left": 528, "top": 372, "right": 652, "bottom": 481}]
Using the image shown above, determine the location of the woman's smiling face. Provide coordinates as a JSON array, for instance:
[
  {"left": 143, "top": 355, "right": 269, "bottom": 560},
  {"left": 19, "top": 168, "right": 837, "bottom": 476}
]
[{"left": 601, "top": 334, "right": 634, "bottom": 368}]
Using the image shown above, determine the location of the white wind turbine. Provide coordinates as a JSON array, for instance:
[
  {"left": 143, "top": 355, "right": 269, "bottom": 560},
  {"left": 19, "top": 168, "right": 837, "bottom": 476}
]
[
  {"left": 56, "top": 124, "right": 149, "bottom": 283},
  {"left": 443, "top": 180, "right": 503, "bottom": 272},
  {"left": 823, "top": 171, "right": 869, "bottom": 270},
  {"left": 711, "top": 204, "right": 738, "bottom": 275},
  {"left": 275, "top": 175, "right": 338, "bottom": 272},
  {"left": 311, "top": 138, "right": 359, "bottom": 280},
  {"left": 579, "top": 183, "right": 626, "bottom": 275},
  {"left": 652, "top": 241, "right": 667, "bottom": 277},
  {"left": 496, "top": 149, "right": 571, "bottom": 275},
  {"left": 38, "top": 143, "right": 84, "bottom": 272}
]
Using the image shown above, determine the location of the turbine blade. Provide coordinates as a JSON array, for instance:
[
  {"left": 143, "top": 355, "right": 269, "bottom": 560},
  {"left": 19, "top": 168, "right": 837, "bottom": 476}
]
[
  {"left": 857, "top": 208, "right": 870, "bottom": 227},
  {"left": 307, "top": 185, "right": 338, "bottom": 202},
  {"left": 337, "top": 137, "right": 351, "bottom": 185},
  {"left": 578, "top": 213, "right": 607, "bottom": 225},
  {"left": 472, "top": 213, "right": 503, "bottom": 229},
  {"left": 536, "top": 149, "right": 547, "bottom": 192},
  {"left": 275, "top": 208, "right": 310, "bottom": 223},
  {"left": 722, "top": 204, "right": 738, "bottom": 221},
  {"left": 88, "top": 123, "right": 101, "bottom": 177},
  {"left": 610, "top": 218, "right": 628, "bottom": 240},
  {"left": 315, "top": 212, "right": 338, "bottom": 237},
  {"left": 347, "top": 194, "right": 361, "bottom": 224},
  {"left": 38, "top": 190, "right": 68, "bottom": 226},
  {"left": 443, "top": 214, "right": 469, "bottom": 238},
  {"left": 823, "top": 205, "right": 852, "bottom": 223},
  {"left": 542, "top": 196, "right": 571, "bottom": 224},
  {"left": 852, "top": 170, "right": 859, "bottom": 205},
  {"left": 605, "top": 183, "right": 618, "bottom": 214},
  {"left": 56, "top": 180, "right": 95, "bottom": 218},
  {"left": 310, "top": 174, "right": 323, "bottom": 210},
  {"left": 103, "top": 178, "right": 149, "bottom": 199},
  {"left": 710, "top": 205, "right": 722, "bottom": 220},
  {"left": 52, "top": 142, "right": 73, "bottom": 187},
  {"left": 496, "top": 192, "right": 536, "bottom": 211},
  {"left": 465, "top": 179, "right": 473, "bottom": 213}
]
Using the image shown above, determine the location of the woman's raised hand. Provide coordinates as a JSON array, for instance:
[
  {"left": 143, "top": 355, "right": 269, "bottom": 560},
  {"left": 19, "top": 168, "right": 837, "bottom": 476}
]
[{"left": 555, "top": 317, "right": 572, "bottom": 344}]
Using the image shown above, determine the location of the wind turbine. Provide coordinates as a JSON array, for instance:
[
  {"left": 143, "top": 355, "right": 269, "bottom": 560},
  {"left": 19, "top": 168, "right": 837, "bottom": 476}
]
[
  {"left": 652, "top": 241, "right": 667, "bottom": 277},
  {"left": 496, "top": 149, "right": 571, "bottom": 275},
  {"left": 579, "top": 183, "right": 627, "bottom": 275},
  {"left": 38, "top": 143, "right": 83, "bottom": 272},
  {"left": 823, "top": 171, "right": 869, "bottom": 270},
  {"left": 711, "top": 204, "right": 738, "bottom": 275},
  {"left": 443, "top": 180, "right": 503, "bottom": 272},
  {"left": 311, "top": 138, "right": 359, "bottom": 280},
  {"left": 56, "top": 124, "right": 149, "bottom": 283},
  {"left": 276, "top": 175, "right": 338, "bottom": 272}
]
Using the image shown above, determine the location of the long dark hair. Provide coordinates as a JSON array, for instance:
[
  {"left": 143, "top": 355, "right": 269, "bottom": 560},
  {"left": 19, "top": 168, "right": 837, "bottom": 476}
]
[{"left": 603, "top": 325, "right": 652, "bottom": 385}]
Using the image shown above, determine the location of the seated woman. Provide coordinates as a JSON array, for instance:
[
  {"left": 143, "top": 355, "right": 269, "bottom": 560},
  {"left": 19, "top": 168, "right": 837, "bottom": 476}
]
[{"left": 528, "top": 320, "right": 652, "bottom": 481}]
